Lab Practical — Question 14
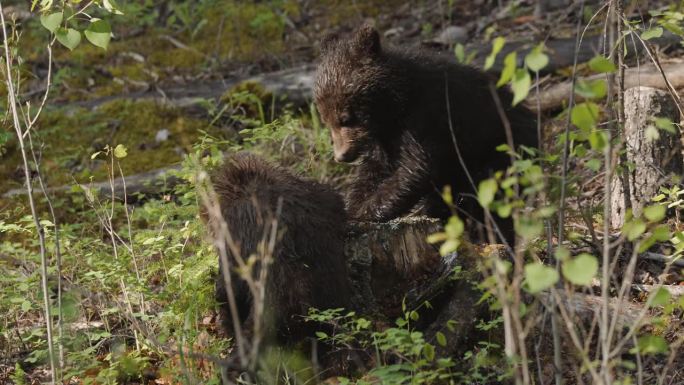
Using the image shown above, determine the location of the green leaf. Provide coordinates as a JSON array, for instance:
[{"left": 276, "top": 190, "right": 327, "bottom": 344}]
[
  {"left": 636, "top": 335, "right": 668, "bottom": 355},
  {"left": 454, "top": 43, "right": 465, "bottom": 63},
  {"left": 478, "top": 178, "right": 497, "bottom": 208},
  {"left": 436, "top": 331, "right": 447, "bottom": 347},
  {"left": 655, "top": 117, "right": 676, "bottom": 134},
  {"left": 103, "top": 0, "right": 125, "bottom": 15},
  {"left": 588, "top": 55, "right": 616, "bottom": 73},
  {"left": 315, "top": 331, "right": 328, "bottom": 339},
  {"left": 56, "top": 28, "right": 81, "bottom": 50},
  {"left": 496, "top": 203, "right": 512, "bottom": 218},
  {"left": 516, "top": 216, "right": 543, "bottom": 240},
  {"left": 423, "top": 343, "right": 435, "bottom": 361},
  {"left": 561, "top": 253, "right": 598, "bottom": 286},
  {"left": 524, "top": 45, "right": 548, "bottom": 72},
  {"left": 571, "top": 102, "right": 600, "bottom": 131},
  {"left": 85, "top": 19, "right": 112, "bottom": 50},
  {"left": 484, "top": 37, "right": 506, "bottom": 71},
  {"left": 40, "top": 12, "right": 62, "bottom": 33},
  {"left": 113, "top": 144, "right": 128, "bottom": 158},
  {"left": 624, "top": 219, "right": 647, "bottom": 241},
  {"left": 444, "top": 216, "right": 464, "bottom": 239},
  {"left": 586, "top": 158, "right": 601, "bottom": 171},
  {"left": 524, "top": 263, "right": 559, "bottom": 294},
  {"left": 641, "top": 26, "right": 663, "bottom": 40},
  {"left": 427, "top": 232, "right": 447, "bottom": 244},
  {"left": 588, "top": 130, "right": 607, "bottom": 151},
  {"left": 644, "top": 205, "right": 666, "bottom": 222},
  {"left": 648, "top": 287, "right": 671, "bottom": 307},
  {"left": 497, "top": 52, "right": 517, "bottom": 87},
  {"left": 440, "top": 239, "right": 460, "bottom": 256},
  {"left": 574, "top": 79, "right": 607, "bottom": 99},
  {"left": 555, "top": 246, "right": 570, "bottom": 261},
  {"left": 511, "top": 69, "right": 531, "bottom": 106}
]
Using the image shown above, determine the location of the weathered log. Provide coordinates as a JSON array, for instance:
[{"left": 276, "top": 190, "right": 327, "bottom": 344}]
[
  {"left": 2, "top": 165, "right": 181, "bottom": 200},
  {"left": 528, "top": 62, "right": 684, "bottom": 112},
  {"left": 610, "top": 86, "right": 683, "bottom": 228}
]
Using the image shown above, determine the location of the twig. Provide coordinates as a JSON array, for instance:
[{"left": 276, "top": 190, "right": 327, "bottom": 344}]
[{"left": 0, "top": 3, "right": 56, "bottom": 384}]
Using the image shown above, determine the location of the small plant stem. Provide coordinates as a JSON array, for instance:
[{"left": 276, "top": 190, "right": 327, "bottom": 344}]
[{"left": 0, "top": 3, "right": 56, "bottom": 384}]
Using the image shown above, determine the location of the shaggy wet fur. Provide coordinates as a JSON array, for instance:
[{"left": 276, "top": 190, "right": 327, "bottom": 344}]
[
  {"left": 314, "top": 26, "right": 538, "bottom": 241},
  {"left": 208, "top": 153, "right": 351, "bottom": 344}
]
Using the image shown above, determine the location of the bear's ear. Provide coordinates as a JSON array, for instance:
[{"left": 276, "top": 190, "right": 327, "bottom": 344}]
[
  {"left": 320, "top": 32, "right": 340, "bottom": 54},
  {"left": 351, "top": 25, "right": 381, "bottom": 57}
]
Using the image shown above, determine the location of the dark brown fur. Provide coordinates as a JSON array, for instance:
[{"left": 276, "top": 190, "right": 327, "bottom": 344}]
[
  {"left": 208, "top": 153, "right": 351, "bottom": 344},
  {"left": 314, "top": 26, "right": 538, "bottom": 241}
]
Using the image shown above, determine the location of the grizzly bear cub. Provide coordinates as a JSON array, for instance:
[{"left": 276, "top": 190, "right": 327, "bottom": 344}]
[
  {"left": 207, "top": 153, "right": 351, "bottom": 345},
  {"left": 314, "top": 26, "right": 538, "bottom": 241}
]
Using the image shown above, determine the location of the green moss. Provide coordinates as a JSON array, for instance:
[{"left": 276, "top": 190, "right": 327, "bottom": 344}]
[{"left": 0, "top": 99, "right": 216, "bottom": 194}]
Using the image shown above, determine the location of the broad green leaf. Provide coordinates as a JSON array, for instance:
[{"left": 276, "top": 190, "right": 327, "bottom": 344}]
[
  {"left": 478, "top": 178, "right": 497, "bottom": 208},
  {"left": 588, "top": 130, "right": 607, "bottom": 151},
  {"left": 571, "top": 102, "right": 599, "bottom": 131},
  {"left": 423, "top": 343, "right": 435, "bottom": 361},
  {"left": 636, "top": 335, "right": 668, "bottom": 355},
  {"left": 574, "top": 79, "right": 607, "bottom": 99},
  {"left": 444, "top": 215, "right": 464, "bottom": 238},
  {"left": 554, "top": 246, "right": 570, "bottom": 261},
  {"left": 40, "top": 12, "right": 62, "bottom": 33},
  {"left": 524, "top": 263, "right": 559, "bottom": 294},
  {"left": 113, "top": 144, "right": 128, "bottom": 158},
  {"left": 655, "top": 117, "right": 676, "bottom": 133},
  {"left": 516, "top": 217, "right": 543, "bottom": 239},
  {"left": 496, "top": 203, "right": 512, "bottom": 218},
  {"left": 484, "top": 37, "right": 506, "bottom": 71},
  {"left": 644, "top": 205, "right": 666, "bottom": 222},
  {"left": 315, "top": 331, "right": 328, "bottom": 339},
  {"left": 586, "top": 158, "right": 601, "bottom": 171},
  {"left": 648, "top": 287, "right": 671, "bottom": 307},
  {"left": 561, "top": 253, "right": 598, "bottom": 286},
  {"left": 85, "top": 19, "right": 111, "bottom": 50},
  {"left": 588, "top": 55, "right": 616, "bottom": 73},
  {"left": 426, "top": 232, "right": 447, "bottom": 244},
  {"left": 624, "top": 219, "right": 646, "bottom": 241},
  {"left": 56, "top": 28, "right": 81, "bottom": 50},
  {"left": 511, "top": 69, "right": 531, "bottom": 106},
  {"left": 641, "top": 27, "right": 663, "bottom": 40},
  {"left": 436, "top": 331, "right": 447, "bottom": 346},
  {"left": 103, "top": 0, "right": 125, "bottom": 15},
  {"left": 497, "top": 52, "right": 516, "bottom": 87},
  {"left": 525, "top": 45, "right": 549, "bottom": 72},
  {"left": 440, "top": 239, "right": 460, "bottom": 256}
]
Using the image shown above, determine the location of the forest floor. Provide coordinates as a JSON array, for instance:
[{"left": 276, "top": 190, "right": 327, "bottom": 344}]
[{"left": 1, "top": 0, "right": 684, "bottom": 384}]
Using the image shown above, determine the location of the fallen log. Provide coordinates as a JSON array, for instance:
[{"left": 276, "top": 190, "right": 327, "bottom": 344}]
[
  {"left": 2, "top": 165, "right": 182, "bottom": 200},
  {"left": 529, "top": 62, "right": 684, "bottom": 112}
]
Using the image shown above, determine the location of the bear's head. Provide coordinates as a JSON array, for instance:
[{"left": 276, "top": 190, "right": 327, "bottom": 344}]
[{"left": 314, "top": 25, "right": 401, "bottom": 163}]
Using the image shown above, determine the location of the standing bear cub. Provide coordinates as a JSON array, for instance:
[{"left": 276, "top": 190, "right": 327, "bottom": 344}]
[{"left": 314, "top": 26, "right": 538, "bottom": 241}]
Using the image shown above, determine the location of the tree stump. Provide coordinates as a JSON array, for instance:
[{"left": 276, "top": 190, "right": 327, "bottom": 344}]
[
  {"left": 610, "top": 86, "right": 683, "bottom": 229},
  {"left": 345, "top": 217, "right": 491, "bottom": 354}
]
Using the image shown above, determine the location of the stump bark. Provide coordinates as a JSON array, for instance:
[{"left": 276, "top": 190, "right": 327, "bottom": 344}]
[
  {"left": 610, "top": 86, "right": 683, "bottom": 229},
  {"left": 345, "top": 217, "right": 491, "bottom": 354}
]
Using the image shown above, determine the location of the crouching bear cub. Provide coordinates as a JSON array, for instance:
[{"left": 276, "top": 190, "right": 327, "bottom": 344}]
[
  {"left": 314, "top": 26, "right": 538, "bottom": 242},
  {"left": 206, "top": 153, "right": 352, "bottom": 348}
]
